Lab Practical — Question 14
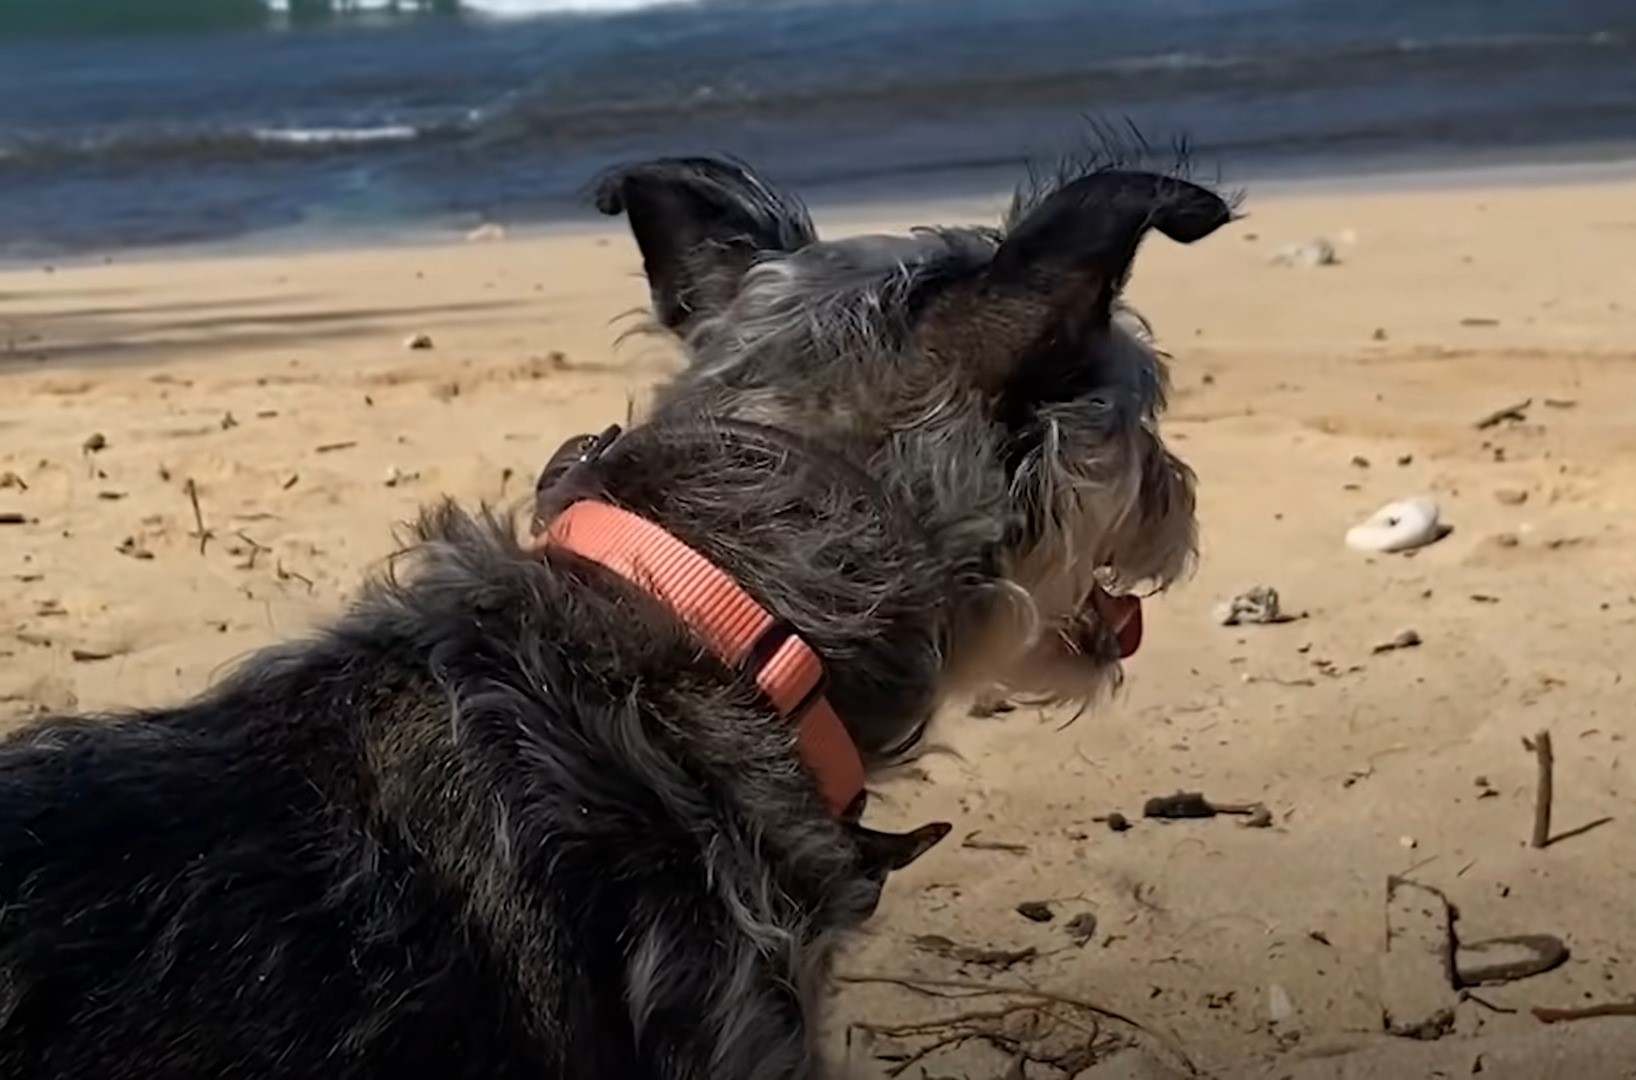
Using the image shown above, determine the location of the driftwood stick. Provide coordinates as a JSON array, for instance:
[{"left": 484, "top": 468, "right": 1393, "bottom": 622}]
[
  {"left": 1523, "top": 731, "right": 1553, "bottom": 849},
  {"left": 1532, "top": 1000, "right": 1636, "bottom": 1024}
]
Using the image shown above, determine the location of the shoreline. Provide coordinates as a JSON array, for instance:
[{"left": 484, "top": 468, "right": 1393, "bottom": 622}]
[{"left": 7, "top": 145, "right": 1636, "bottom": 274}]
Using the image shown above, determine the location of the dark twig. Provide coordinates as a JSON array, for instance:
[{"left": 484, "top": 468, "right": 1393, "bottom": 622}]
[
  {"left": 1475, "top": 399, "right": 1531, "bottom": 430},
  {"left": 235, "top": 531, "right": 272, "bottom": 571},
  {"left": 184, "top": 479, "right": 213, "bottom": 554},
  {"left": 1523, "top": 731, "right": 1553, "bottom": 849},
  {"left": 1460, "top": 991, "right": 1518, "bottom": 1015},
  {"left": 276, "top": 560, "right": 315, "bottom": 593}
]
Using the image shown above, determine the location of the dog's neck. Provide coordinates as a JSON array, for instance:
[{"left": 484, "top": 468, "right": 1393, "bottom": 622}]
[
  {"left": 535, "top": 495, "right": 865, "bottom": 817},
  {"left": 533, "top": 418, "right": 951, "bottom": 767}
]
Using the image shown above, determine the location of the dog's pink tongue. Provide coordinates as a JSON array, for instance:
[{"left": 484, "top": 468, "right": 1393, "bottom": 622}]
[{"left": 1092, "top": 589, "right": 1143, "bottom": 658}]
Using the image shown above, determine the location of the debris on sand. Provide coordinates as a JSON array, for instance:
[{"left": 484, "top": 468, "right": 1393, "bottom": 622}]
[
  {"left": 1474, "top": 399, "right": 1530, "bottom": 430},
  {"left": 1372, "top": 629, "right": 1423, "bottom": 654},
  {"left": 0, "top": 470, "right": 26, "bottom": 491},
  {"left": 404, "top": 333, "right": 434, "bottom": 351},
  {"left": 910, "top": 934, "right": 1037, "bottom": 970},
  {"left": 0, "top": 512, "right": 30, "bottom": 526},
  {"left": 1213, "top": 585, "right": 1297, "bottom": 626},
  {"left": 1494, "top": 487, "right": 1529, "bottom": 506},
  {"left": 1270, "top": 238, "right": 1338, "bottom": 268},
  {"left": 1144, "top": 792, "right": 1217, "bottom": 819},
  {"left": 82, "top": 432, "right": 107, "bottom": 453},
  {"left": 383, "top": 465, "right": 421, "bottom": 488},
  {"left": 1242, "top": 805, "right": 1275, "bottom": 828},
  {"left": 1015, "top": 901, "right": 1054, "bottom": 924},
  {"left": 1142, "top": 793, "right": 1273, "bottom": 826},
  {"left": 1097, "top": 812, "right": 1132, "bottom": 833},
  {"left": 1065, "top": 912, "right": 1099, "bottom": 946},
  {"left": 466, "top": 223, "right": 507, "bottom": 242}
]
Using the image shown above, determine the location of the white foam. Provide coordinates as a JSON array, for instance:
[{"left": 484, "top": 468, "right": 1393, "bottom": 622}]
[
  {"left": 466, "top": 0, "right": 694, "bottom": 11},
  {"left": 252, "top": 125, "right": 421, "bottom": 145},
  {"left": 265, "top": 0, "right": 694, "bottom": 14}
]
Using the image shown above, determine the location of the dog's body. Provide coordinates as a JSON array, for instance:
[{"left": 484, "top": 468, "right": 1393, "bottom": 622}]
[{"left": 0, "top": 154, "right": 1231, "bottom": 1078}]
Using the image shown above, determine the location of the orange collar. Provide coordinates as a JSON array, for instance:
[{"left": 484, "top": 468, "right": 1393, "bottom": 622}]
[{"left": 536, "top": 500, "right": 866, "bottom": 819}]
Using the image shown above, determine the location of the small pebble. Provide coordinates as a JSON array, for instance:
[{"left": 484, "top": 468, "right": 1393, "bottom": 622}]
[
  {"left": 82, "top": 433, "right": 107, "bottom": 453},
  {"left": 1065, "top": 912, "right": 1099, "bottom": 945},
  {"left": 404, "top": 333, "right": 434, "bottom": 351},
  {"left": 1015, "top": 901, "right": 1054, "bottom": 924},
  {"left": 1494, "top": 487, "right": 1529, "bottom": 506}
]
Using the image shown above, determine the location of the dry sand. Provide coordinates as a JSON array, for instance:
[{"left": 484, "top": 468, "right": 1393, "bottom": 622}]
[{"left": 5, "top": 173, "right": 1636, "bottom": 1078}]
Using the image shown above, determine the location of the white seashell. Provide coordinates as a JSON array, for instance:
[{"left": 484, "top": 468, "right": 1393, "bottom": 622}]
[
  {"left": 1270, "top": 237, "right": 1338, "bottom": 268},
  {"left": 1345, "top": 497, "right": 1444, "bottom": 553}
]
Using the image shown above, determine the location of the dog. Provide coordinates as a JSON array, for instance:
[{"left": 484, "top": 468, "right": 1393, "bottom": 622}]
[{"left": 0, "top": 152, "right": 1231, "bottom": 1078}]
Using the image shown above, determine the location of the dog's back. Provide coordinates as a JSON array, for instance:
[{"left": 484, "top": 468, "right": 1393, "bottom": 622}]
[
  {"left": 0, "top": 645, "right": 546, "bottom": 1078},
  {"left": 0, "top": 504, "right": 853, "bottom": 1079}
]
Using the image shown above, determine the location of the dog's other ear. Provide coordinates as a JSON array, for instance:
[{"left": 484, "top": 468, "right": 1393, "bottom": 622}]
[
  {"left": 850, "top": 820, "right": 953, "bottom": 876},
  {"left": 594, "top": 157, "right": 817, "bottom": 335},
  {"left": 920, "top": 170, "right": 1232, "bottom": 392}
]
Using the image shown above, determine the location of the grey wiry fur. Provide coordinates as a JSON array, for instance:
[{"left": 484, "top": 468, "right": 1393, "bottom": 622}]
[{"left": 0, "top": 150, "right": 1233, "bottom": 1078}]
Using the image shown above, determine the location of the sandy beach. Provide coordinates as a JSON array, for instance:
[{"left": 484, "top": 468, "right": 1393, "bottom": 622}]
[{"left": 5, "top": 172, "right": 1636, "bottom": 1077}]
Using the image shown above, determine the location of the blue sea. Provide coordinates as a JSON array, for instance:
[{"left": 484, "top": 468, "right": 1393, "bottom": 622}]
[{"left": 2, "top": 0, "right": 1634, "bottom": 256}]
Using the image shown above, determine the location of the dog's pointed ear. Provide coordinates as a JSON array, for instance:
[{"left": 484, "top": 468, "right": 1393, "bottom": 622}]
[
  {"left": 594, "top": 157, "right": 817, "bottom": 335},
  {"left": 851, "top": 820, "right": 953, "bottom": 876},
  {"left": 920, "top": 170, "right": 1232, "bottom": 392}
]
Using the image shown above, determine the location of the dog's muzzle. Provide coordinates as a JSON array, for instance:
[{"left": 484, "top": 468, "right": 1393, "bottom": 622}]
[{"left": 1089, "top": 586, "right": 1143, "bottom": 659}]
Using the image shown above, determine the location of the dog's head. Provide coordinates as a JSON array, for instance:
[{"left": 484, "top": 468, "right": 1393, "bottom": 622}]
[{"left": 592, "top": 153, "right": 1232, "bottom": 710}]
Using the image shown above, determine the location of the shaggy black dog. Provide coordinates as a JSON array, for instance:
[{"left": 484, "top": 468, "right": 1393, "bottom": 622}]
[{"left": 0, "top": 152, "right": 1231, "bottom": 1078}]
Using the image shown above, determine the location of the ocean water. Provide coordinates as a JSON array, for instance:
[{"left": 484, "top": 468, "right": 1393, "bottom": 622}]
[{"left": 1, "top": 0, "right": 1634, "bottom": 255}]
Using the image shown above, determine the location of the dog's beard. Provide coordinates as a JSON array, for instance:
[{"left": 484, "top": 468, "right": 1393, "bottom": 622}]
[{"left": 977, "top": 447, "right": 1196, "bottom": 708}]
